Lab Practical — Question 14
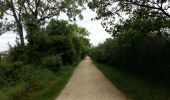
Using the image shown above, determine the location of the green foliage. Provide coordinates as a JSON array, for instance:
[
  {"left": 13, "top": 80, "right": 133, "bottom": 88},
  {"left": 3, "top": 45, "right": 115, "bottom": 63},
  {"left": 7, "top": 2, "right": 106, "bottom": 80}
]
[
  {"left": 28, "top": 65, "right": 75, "bottom": 100},
  {"left": 90, "top": 1, "right": 170, "bottom": 84},
  {"left": 0, "top": 61, "right": 24, "bottom": 87},
  {"left": 0, "top": 0, "right": 88, "bottom": 45},
  {"left": 88, "top": 0, "right": 170, "bottom": 36},
  {"left": 90, "top": 29, "right": 170, "bottom": 82},
  {"left": 9, "top": 45, "right": 28, "bottom": 63},
  {"left": 0, "top": 67, "right": 56, "bottom": 100},
  {"left": 0, "top": 19, "right": 91, "bottom": 100},
  {"left": 41, "top": 55, "right": 62, "bottom": 72},
  {"left": 10, "top": 19, "right": 90, "bottom": 65},
  {"left": 0, "top": 82, "right": 28, "bottom": 100},
  {"left": 0, "top": 63, "right": 76, "bottom": 100},
  {"left": 97, "top": 63, "right": 170, "bottom": 100}
]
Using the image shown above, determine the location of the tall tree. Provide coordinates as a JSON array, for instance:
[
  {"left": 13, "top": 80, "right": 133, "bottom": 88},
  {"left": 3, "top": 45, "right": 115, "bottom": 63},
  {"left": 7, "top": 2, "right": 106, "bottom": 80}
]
[
  {"left": 88, "top": 0, "right": 170, "bottom": 35},
  {"left": 89, "top": 0, "right": 170, "bottom": 18},
  {"left": 0, "top": 0, "right": 87, "bottom": 45}
]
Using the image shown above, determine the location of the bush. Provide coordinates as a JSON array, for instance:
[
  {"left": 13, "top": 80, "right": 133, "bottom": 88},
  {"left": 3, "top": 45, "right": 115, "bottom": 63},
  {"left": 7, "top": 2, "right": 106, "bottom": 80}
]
[
  {"left": 9, "top": 45, "right": 28, "bottom": 63},
  {"left": 0, "top": 67, "right": 56, "bottom": 100},
  {"left": 30, "top": 68, "right": 55, "bottom": 89},
  {"left": 90, "top": 32, "right": 170, "bottom": 83},
  {"left": 0, "top": 61, "right": 24, "bottom": 88},
  {"left": 16, "top": 65, "right": 35, "bottom": 82},
  {"left": 0, "top": 19, "right": 91, "bottom": 100},
  {"left": 41, "top": 55, "right": 62, "bottom": 72},
  {"left": 0, "top": 82, "right": 28, "bottom": 100}
]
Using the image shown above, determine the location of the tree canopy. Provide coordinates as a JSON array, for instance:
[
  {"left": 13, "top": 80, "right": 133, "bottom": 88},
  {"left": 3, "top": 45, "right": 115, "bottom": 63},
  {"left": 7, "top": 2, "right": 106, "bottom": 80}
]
[
  {"left": 89, "top": 0, "right": 170, "bottom": 84},
  {"left": 0, "top": 0, "right": 88, "bottom": 45},
  {"left": 88, "top": 0, "right": 170, "bottom": 36}
]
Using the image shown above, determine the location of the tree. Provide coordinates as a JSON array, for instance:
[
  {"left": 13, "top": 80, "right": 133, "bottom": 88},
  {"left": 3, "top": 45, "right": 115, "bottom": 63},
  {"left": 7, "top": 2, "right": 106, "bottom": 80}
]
[
  {"left": 89, "top": 0, "right": 170, "bottom": 83},
  {"left": 88, "top": 0, "right": 170, "bottom": 36},
  {"left": 44, "top": 19, "right": 90, "bottom": 63},
  {"left": 89, "top": 0, "right": 170, "bottom": 18},
  {"left": 0, "top": 0, "right": 88, "bottom": 45},
  {"left": 9, "top": 19, "right": 91, "bottom": 64}
]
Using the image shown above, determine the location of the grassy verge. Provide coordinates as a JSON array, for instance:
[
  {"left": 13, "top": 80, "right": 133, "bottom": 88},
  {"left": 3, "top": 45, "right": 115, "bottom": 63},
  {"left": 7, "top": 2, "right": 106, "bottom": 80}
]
[
  {"left": 96, "top": 63, "right": 170, "bottom": 100},
  {"left": 0, "top": 67, "right": 55, "bottom": 100},
  {"left": 0, "top": 64, "right": 76, "bottom": 100},
  {"left": 0, "top": 82, "right": 28, "bottom": 100},
  {"left": 25, "top": 65, "right": 75, "bottom": 100}
]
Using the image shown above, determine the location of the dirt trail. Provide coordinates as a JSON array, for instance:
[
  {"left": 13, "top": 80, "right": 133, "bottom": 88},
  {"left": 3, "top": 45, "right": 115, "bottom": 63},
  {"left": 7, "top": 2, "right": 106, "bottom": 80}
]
[{"left": 56, "top": 56, "right": 127, "bottom": 100}]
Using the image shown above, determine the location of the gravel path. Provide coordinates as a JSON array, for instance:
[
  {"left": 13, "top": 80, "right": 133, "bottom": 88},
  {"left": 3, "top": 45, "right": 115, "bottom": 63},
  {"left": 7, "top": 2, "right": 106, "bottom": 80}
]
[{"left": 56, "top": 57, "right": 127, "bottom": 100}]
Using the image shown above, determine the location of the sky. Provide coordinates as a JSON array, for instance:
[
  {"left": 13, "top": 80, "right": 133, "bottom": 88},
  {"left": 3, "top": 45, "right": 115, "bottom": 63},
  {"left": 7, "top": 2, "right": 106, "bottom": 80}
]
[{"left": 0, "top": 8, "right": 111, "bottom": 51}]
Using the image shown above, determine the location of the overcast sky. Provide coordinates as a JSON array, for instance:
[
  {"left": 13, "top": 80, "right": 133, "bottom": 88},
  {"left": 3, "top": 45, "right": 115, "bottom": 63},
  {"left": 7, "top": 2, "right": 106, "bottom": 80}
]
[{"left": 0, "top": 8, "right": 111, "bottom": 51}]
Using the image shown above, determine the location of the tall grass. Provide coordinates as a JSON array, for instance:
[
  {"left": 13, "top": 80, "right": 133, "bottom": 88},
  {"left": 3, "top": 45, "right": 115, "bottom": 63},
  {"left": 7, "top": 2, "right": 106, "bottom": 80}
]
[
  {"left": 0, "top": 65, "right": 75, "bottom": 100},
  {"left": 27, "top": 66, "right": 75, "bottom": 100},
  {"left": 0, "top": 68, "right": 55, "bottom": 100},
  {"left": 96, "top": 63, "right": 170, "bottom": 100}
]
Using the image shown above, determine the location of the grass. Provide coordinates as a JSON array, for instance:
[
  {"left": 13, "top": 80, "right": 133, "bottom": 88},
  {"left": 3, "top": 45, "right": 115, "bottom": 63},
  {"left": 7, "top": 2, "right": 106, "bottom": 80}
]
[
  {"left": 25, "top": 65, "right": 75, "bottom": 100},
  {"left": 0, "top": 67, "right": 55, "bottom": 100},
  {"left": 0, "top": 82, "right": 28, "bottom": 100},
  {"left": 0, "top": 64, "right": 76, "bottom": 100},
  {"left": 96, "top": 63, "right": 170, "bottom": 100}
]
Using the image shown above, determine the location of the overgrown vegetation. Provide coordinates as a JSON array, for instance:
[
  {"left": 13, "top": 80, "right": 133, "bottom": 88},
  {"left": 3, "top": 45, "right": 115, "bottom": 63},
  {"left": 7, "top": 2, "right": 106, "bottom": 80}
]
[
  {"left": 89, "top": 0, "right": 170, "bottom": 99},
  {"left": 96, "top": 63, "right": 170, "bottom": 100},
  {"left": 26, "top": 65, "right": 76, "bottom": 100},
  {"left": 0, "top": 1, "right": 90, "bottom": 99},
  {"left": 1, "top": 0, "right": 170, "bottom": 99},
  {"left": 90, "top": 31, "right": 170, "bottom": 83},
  {"left": 0, "top": 19, "right": 90, "bottom": 100},
  {"left": 89, "top": 0, "right": 170, "bottom": 83}
]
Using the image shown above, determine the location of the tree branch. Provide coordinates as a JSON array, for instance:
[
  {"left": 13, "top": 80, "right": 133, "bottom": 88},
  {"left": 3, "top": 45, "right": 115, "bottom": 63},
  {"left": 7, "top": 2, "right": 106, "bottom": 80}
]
[
  {"left": 128, "top": 0, "right": 170, "bottom": 17},
  {"left": 26, "top": 0, "right": 34, "bottom": 14},
  {"left": 4, "top": 12, "right": 13, "bottom": 16},
  {"left": 7, "top": 0, "right": 19, "bottom": 22}
]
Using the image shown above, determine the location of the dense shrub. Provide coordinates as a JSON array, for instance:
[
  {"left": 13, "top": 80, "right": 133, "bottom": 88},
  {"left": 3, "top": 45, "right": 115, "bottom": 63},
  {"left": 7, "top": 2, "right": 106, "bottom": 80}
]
[
  {"left": 0, "top": 66, "right": 55, "bottom": 100},
  {"left": 0, "top": 61, "right": 24, "bottom": 87},
  {"left": 0, "top": 19, "right": 91, "bottom": 100},
  {"left": 9, "top": 44, "right": 28, "bottom": 63},
  {"left": 0, "top": 82, "right": 28, "bottom": 100},
  {"left": 41, "top": 55, "right": 62, "bottom": 72},
  {"left": 90, "top": 7, "right": 170, "bottom": 83},
  {"left": 9, "top": 19, "right": 90, "bottom": 66},
  {"left": 90, "top": 31, "right": 170, "bottom": 82}
]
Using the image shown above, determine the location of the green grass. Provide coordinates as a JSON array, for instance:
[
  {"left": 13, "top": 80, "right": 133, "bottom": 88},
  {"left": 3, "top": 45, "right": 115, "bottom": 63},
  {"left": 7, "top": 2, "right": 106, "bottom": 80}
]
[
  {"left": 25, "top": 65, "right": 75, "bottom": 100},
  {"left": 0, "top": 65, "right": 75, "bottom": 100},
  {"left": 0, "top": 67, "right": 55, "bottom": 100},
  {"left": 0, "top": 82, "right": 28, "bottom": 100},
  {"left": 96, "top": 63, "right": 170, "bottom": 100}
]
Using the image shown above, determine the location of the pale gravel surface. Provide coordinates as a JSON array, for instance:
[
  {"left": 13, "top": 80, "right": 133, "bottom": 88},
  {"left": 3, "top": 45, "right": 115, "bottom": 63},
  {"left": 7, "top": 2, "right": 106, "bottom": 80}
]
[{"left": 56, "top": 56, "right": 127, "bottom": 100}]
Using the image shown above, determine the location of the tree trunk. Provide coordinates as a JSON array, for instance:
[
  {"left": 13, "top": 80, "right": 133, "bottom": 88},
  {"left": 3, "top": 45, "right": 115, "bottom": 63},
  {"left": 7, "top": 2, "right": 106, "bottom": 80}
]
[
  {"left": 7, "top": 0, "right": 25, "bottom": 46},
  {"left": 18, "top": 24, "right": 25, "bottom": 46}
]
